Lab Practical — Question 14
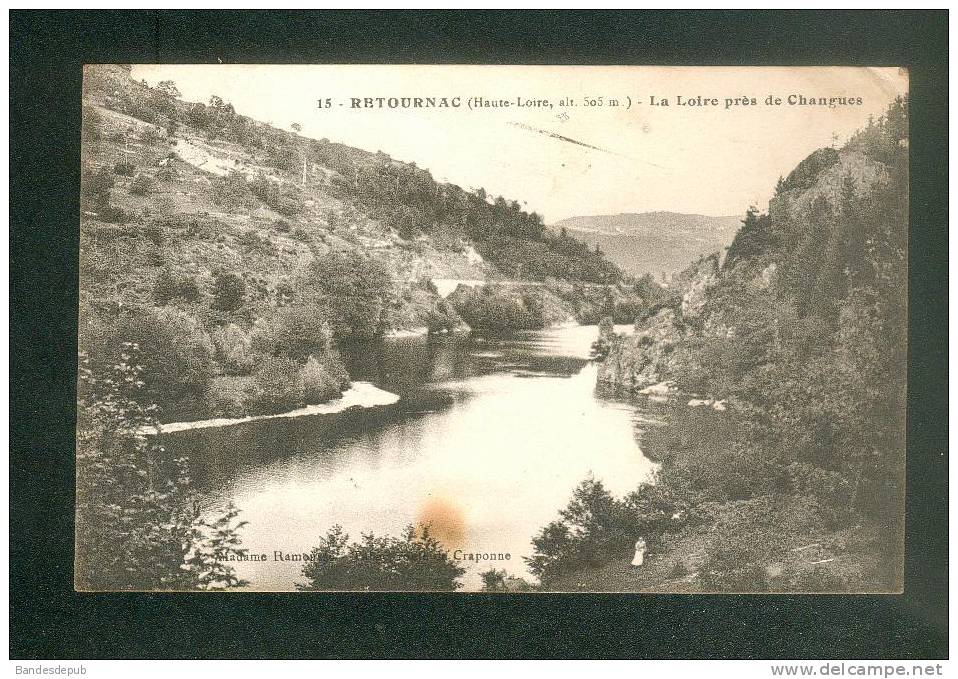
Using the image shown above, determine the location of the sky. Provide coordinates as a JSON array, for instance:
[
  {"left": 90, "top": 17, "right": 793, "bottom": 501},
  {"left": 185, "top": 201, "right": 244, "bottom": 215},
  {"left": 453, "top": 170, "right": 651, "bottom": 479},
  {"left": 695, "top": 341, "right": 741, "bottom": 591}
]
[{"left": 132, "top": 65, "right": 907, "bottom": 223}]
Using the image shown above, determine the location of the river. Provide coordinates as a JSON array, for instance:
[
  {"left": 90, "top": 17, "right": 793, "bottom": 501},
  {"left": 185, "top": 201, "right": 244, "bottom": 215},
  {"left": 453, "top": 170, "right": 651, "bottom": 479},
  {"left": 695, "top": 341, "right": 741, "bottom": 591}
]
[{"left": 164, "top": 323, "right": 657, "bottom": 591}]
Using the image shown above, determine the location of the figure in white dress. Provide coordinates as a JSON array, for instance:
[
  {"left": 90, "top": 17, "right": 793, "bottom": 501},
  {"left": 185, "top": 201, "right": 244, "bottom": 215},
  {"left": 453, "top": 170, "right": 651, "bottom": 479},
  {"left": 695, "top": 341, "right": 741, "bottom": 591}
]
[{"left": 631, "top": 538, "right": 647, "bottom": 567}]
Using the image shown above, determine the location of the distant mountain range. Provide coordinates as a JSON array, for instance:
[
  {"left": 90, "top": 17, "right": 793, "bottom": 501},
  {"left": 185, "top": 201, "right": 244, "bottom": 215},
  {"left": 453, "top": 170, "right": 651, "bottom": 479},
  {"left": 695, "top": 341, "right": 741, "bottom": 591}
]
[{"left": 550, "top": 212, "right": 743, "bottom": 278}]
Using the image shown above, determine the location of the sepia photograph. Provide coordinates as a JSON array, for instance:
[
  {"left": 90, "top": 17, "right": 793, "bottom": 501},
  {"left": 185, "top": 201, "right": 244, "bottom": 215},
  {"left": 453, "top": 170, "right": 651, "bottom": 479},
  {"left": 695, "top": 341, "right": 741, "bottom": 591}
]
[
  {"left": 10, "top": 6, "right": 953, "bottom": 666},
  {"left": 74, "top": 63, "right": 911, "bottom": 594}
]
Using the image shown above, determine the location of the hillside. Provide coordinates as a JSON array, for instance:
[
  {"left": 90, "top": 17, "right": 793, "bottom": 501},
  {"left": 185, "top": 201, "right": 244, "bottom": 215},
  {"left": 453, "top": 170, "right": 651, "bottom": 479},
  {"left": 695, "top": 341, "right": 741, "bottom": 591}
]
[
  {"left": 78, "top": 64, "right": 630, "bottom": 423},
  {"left": 533, "top": 95, "right": 909, "bottom": 592},
  {"left": 550, "top": 212, "right": 741, "bottom": 278}
]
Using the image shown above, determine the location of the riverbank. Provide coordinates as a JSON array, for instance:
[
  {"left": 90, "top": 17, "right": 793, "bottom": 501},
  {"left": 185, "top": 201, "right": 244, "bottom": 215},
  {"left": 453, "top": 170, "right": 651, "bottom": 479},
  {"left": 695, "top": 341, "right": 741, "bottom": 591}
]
[
  {"left": 543, "top": 492, "right": 897, "bottom": 593},
  {"left": 146, "top": 381, "right": 400, "bottom": 434},
  {"left": 533, "top": 397, "right": 903, "bottom": 593}
]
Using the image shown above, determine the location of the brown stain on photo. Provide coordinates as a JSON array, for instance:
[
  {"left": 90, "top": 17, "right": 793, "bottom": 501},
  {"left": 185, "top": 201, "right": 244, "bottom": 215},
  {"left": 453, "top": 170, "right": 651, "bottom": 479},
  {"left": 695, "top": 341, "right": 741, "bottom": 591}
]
[{"left": 416, "top": 495, "right": 467, "bottom": 549}]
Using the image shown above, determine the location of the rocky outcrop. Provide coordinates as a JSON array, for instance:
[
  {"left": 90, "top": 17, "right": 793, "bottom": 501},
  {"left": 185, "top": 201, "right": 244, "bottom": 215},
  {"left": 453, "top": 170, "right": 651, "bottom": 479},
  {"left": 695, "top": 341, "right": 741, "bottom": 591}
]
[
  {"left": 769, "top": 150, "right": 888, "bottom": 224},
  {"left": 597, "top": 254, "right": 719, "bottom": 394},
  {"left": 597, "top": 145, "right": 890, "bottom": 399},
  {"left": 677, "top": 253, "right": 720, "bottom": 319},
  {"left": 597, "top": 305, "right": 680, "bottom": 393}
]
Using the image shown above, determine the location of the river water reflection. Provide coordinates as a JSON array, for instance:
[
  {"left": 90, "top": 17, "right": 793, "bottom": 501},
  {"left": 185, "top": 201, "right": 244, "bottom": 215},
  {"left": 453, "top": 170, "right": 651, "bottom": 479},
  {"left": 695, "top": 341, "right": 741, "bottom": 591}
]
[{"left": 166, "top": 324, "right": 656, "bottom": 590}]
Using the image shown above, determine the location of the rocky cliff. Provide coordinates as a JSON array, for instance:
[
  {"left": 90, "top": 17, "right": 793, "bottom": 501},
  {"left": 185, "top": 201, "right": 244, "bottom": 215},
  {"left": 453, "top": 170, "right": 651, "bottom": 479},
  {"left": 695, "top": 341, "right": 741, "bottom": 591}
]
[
  {"left": 768, "top": 149, "right": 889, "bottom": 224},
  {"left": 596, "top": 253, "right": 718, "bottom": 393},
  {"left": 597, "top": 146, "right": 892, "bottom": 397}
]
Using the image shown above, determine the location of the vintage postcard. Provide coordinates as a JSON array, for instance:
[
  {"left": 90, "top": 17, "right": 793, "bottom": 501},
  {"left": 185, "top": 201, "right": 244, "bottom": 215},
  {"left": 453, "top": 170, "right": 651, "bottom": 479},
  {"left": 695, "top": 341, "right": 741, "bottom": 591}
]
[{"left": 76, "top": 64, "right": 908, "bottom": 593}]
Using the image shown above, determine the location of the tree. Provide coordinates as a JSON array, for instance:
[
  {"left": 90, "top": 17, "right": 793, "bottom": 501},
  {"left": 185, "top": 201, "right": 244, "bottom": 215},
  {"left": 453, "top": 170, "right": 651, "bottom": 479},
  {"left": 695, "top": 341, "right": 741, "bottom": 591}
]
[
  {"left": 205, "top": 95, "right": 237, "bottom": 140},
  {"left": 591, "top": 316, "right": 616, "bottom": 360},
  {"left": 156, "top": 80, "right": 181, "bottom": 99},
  {"left": 76, "top": 348, "right": 248, "bottom": 590},
  {"left": 246, "top": 355, "right": 304, "bottom": 414},
  {"left": 153, "top": 268, "right": 201, "bottom": 305},
  {"left": 480, "top": 568, "right": 509, "bottom": 592},
  {"left": 774, "top": 175, "right": 787, "bottom": 195},
  {"left": 211, "top": 171, "right": 253, "bottom": 212},
  {"left": 251, "top": 300, "right": 334, "bottom": 361},
  {"left": 212, "top": 271, "right": 247, "bottom": 312},
  {"left": 307, "top": 251, "right": 392, "bottom": 340},
  {"left": 84, "top": 307, "right": 216, "bottom": 419},
  {"left": 291, "top": 122, "right": 302, "bottom": 133},
  {"left": 527, "top": 477, "right": 639, "bottom": 584},
  {"left": 186, "top": 102, "right": 210, "bottom": 130},
  {"left": 297, "top": 525, "right": 465, "bottom": 591}
]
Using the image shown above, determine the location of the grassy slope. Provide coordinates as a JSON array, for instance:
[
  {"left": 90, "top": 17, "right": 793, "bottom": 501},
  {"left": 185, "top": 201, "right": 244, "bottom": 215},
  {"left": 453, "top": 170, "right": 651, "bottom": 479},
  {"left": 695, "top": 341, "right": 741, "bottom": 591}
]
[
  {"left": 80, "top": 65, "right": 492, "bottom": 333},
  {"left": 546, "top": 495, "right": 892, "bottom": 593}
]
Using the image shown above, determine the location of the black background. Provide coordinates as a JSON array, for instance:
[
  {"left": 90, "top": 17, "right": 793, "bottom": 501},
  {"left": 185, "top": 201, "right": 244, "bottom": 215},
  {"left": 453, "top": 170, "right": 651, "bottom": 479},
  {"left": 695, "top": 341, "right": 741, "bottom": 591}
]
[{"left": 9, "top": 10, "right": 948, "bottom": 659}]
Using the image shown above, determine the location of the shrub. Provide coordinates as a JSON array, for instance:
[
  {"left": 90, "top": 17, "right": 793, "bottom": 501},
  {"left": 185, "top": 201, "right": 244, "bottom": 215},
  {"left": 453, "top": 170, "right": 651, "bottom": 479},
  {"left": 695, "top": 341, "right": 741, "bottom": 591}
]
[
  {"left": 153, "top": 268, "right": 201, "bottom": 305},
  {"left": 245, "top": 355, "right": 304, "bottom": 415},
  {"left": 250, "top": 301, "right": 333, "bottom": 361},
  {"left": 300, "top": 355, "right": 347, "bottom": 404},
  {"left": 266, "top": 143, "right": 303, "bottom": 174},
  {"left": 82, "top": 105, "right": 102, "bottom": 142},
  {"left": 129, "top": 173, "right": 156, "bottom": 196},
  {"left": 235, "top": 229, "right": 276, "bottom": 255},
  {"left": 667, "top": 440, "right": 782, "bottom": 502},
  {"left": 211, "top": 323, "right": 255, "bottom": 374},
  {"left": 114, "top": 162, "right": 136, "bottom": 176},
  {"left": 97, "top": 202, "right": 127, "bottom": 224},
  {"left": 211, "top": 170, "right": 253, "bottom": 212},
  {"left": 206, "top": 375, "right": 249, "bottom": 418},
  {"left": 140, "top": 222, "right": 167, "bottom": 248},
  {"left": 81, "top": 166, "right": 115, "bottom": 199},
  {"left": 146, "top": 246, "right": 166, "bottom": 267},
  {"left": 183, "top": 217, "right": 217, "bottom": 240},
  {"left": 249, "top": 174, "right": 305, "bottom": 216},
  {"left": 81, "top": 165, "right": 128, "bottom": 223},
  {"left": 176, "top": 274, "right": 201, "bottom": 302},
  {"left": 697, "top": 529, "right": 772, "bottom": 593},
  {"left": 478, "top": 569, "right": 535, "bottom": 592},
  {"left": 156, "top": 162, "right": 176, "bottom": 182},
  {"left": 212, "top": 271, "right": 247, "bottom": 312},
  {"left": 450, "top": 287, "right": 561, "bottom": 331},
  {"left": 527, "top": 478, "right": 640, "bottom": 585},
  {"left": 139, "top": 127, "right": 161, "bottom": 145},
  {"left": 297, "top": 524, "right": 465, "bottom": 591},
  {"left": 623, "top": 483, "right": 697, "bottom": 544},
  {"left": 83, "top": 307, "right": 216, "bottom": 419},
  {"left": 248, "top": 174, "right": 273, "bottom": 202},
  {"left": 76, "top": 351, "right": 249, "bottom": 590},
  {"left": 423, "top": 303, "right": 460, "bottom": 334}
]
